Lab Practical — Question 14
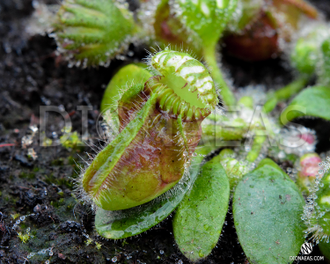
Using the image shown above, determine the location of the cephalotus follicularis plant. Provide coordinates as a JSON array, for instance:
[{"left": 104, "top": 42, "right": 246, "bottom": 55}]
[
  {"left": 81, "top": 49, "right": 218, "bottom": 211},
  {"left": 48, "top": 0, "right": 330, "bottom": 262}
]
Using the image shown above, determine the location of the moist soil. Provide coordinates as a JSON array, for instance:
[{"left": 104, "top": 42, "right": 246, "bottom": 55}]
[{"left": 0, "top": 1, "right": 329, "bottom": 263}]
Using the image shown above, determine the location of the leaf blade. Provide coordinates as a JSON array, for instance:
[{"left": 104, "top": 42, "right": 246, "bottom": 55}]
[
  {"left": 281, "top": 86, "right": 330, "bottom": 125},
  {"left": 233, "top": 160, "right": 305, "bottom": 264},
  {"left": 173, "top": 156, "right": 230, "bottom": 262}
]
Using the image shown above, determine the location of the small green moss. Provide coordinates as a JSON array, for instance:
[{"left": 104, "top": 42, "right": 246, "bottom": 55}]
[
  {"left": 31, "top": 230, "right": 37, "bottom": 236},
  {"left": 95, "top": 242, "right": 102, "bottom": 250},
  {"left": 85, "top": 238, "right": 93, "bottom": 246},
  {"left": 18, "top": 231, "right": 30, "bottom": 243},
  {"left": 45, "top": 173, "right": 74, "bottom": 189},
  {"left": 11, "top": 213, "right": 20, "bottom": 220},
  {"left": 68, "top": 156, "right": 76, "bottom": 165},
  {"left": 51, "top": 158, "right": 64, "bottom": 166},
  {"left": 19, "top": 171, "right": 35, "bottom": 179},
  {"left": 42, "top": 136, "right": 53, "bottom": 147},
  {"left": 71, "top": 169, "right": 80, "bottom": 179},
  {"left": 60, "top": 131, "right": 84, "bottom": 151},
  {"left": 121, "top": 240, "right": 129, "bottom": 246},
  {"left": 50, "top": 201, "right": 55, "bottom": 207},
  {"left": 67, "top": 203, "right": 74, "bottom": 210},
  {"left": 11, "top": 197, "right": 19, "bottom": 204},
  {"left": 44, "top": 173, "right": 55, "bottom": 184}
]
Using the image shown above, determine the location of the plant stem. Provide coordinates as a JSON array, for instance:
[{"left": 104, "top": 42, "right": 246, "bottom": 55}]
[
  {"left": 281, "top": 0, "right": 318, "bottom": 19},
  {"left": 202, "top": 119, "right": 247, "bottom": 144},
  {"left": 246, "top": 130, "right": 267, "bottom": 162},
  {"left": 203, "top": 44, "right": 236, "bottom": 109},
  {"left": 263, "top": 75, "right": 309, "bottom": 113},
  {"left": 274, "top": 76, "right": 309, "bottom": 100}
]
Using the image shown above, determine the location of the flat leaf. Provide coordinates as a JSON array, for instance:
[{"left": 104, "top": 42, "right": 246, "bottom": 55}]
[
  {"left": 233, "top": 159, "right": 305, "bottom": 264},
  {"left": 280, "top": 86, "right": 330, "bottom": 125},
  {"left": 173, "top": 156, "right": 230, "bottom": 262},
  {"left": 94, "top": 146, "right": 217, "bottom": 239}
]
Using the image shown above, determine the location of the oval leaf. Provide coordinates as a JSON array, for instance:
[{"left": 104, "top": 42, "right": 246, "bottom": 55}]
[
  {"left": 280, "top": 86, "right": 330, "bottom": 125},
  {"left": 94, "top": 146, "right": 217, "bottom": 239},
  {"left": 173, "top": 156, "right": 230, "bottom": 262},
  {"left": 233, "top": 159, "right": 305, "bottom": 264}
]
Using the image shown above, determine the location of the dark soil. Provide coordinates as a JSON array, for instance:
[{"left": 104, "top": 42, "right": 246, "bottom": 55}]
[{"left": 0, "top": 1, "right": 329, "bottom": 264}]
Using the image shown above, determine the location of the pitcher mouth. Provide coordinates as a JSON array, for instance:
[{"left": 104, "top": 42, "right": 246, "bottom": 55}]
[
  {"left": 144, "top": 76, "right": 211, "bottom": 121},
  {"left": 146, "top": 49, "right": 218, "bottom": 121}
]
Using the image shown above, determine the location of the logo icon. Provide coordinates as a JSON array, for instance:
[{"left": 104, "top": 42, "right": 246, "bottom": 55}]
[{"left": 301, "top": 242, "right": 313, "bottom": 255}]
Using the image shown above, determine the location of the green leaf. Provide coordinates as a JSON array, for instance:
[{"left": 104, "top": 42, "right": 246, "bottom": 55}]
[
  {"left": 280, "top": 86, "right": 330, "bottom": 125},
  {"left": 94, "top": 146, "right": 217, "bottom": 239},
  {"left": 233, "top": 159, "right": 305, "bottom": 264},
  {"left": 173, "top": 155, "right": 230, "bottom": 262},
  {"left": 318, "top": 38, "right": 330, "bottom": 86}
]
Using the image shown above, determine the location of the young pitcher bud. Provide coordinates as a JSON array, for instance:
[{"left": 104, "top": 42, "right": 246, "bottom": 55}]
[
  {"left": 150, "top": 0, "right": 203, "bottom": 56},
  {"left": 149, "top": 0, "right": 237, "bottom": 56},
  {"left": 82, "top": 50, "right": 218, "bottom": 211},
  {"left": 53, "top": 0, "right": 136, "bottom": 67},
  {"left": 290, "top": 22, "right": 329, "bottom": 75},
  {"left": 219, "top": 149, "right": 251, "bottom": 189},
  {"left": 173, "top": 0, "right": 237, "bottom": 47},
  {"left": 297, "top": 153, "right": 322, "bottom": 193}
]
